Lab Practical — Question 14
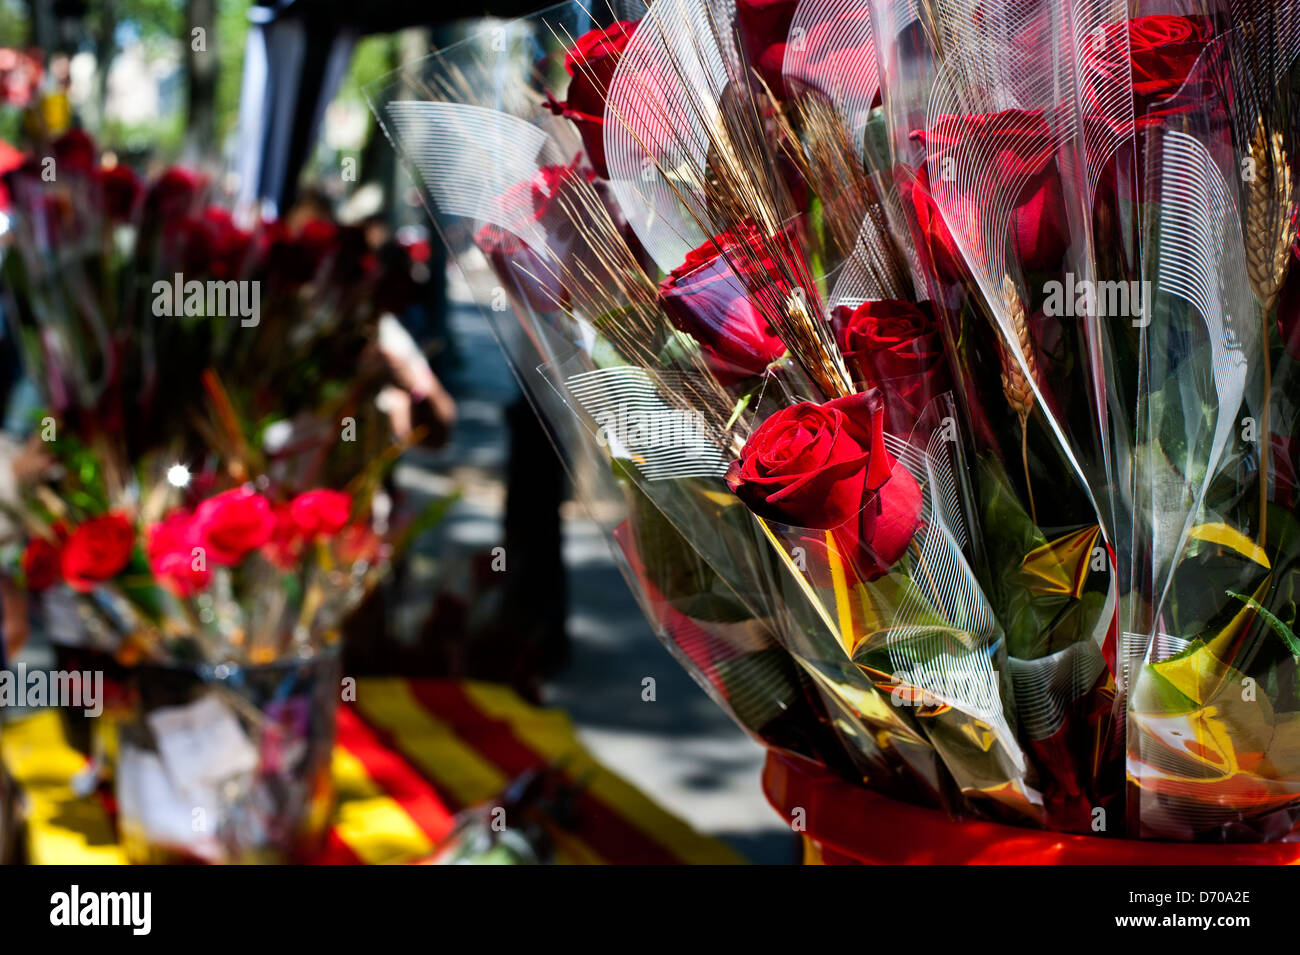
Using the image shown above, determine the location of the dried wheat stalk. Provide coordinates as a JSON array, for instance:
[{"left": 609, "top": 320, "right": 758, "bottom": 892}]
[
  {"left": 561, "top": 11, "right": 855, "bottom": 401},
  {"left": 1000, "top": 275, "right": 1038, "bottom": 523},
  {"left": 1246, "top": 116, "right": 1297, "bottom": 315},
  {"left": 1245, "top": 116, "right": 1297, "bottom": 544}
]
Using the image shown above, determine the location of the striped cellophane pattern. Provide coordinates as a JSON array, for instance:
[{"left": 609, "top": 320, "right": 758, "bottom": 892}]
[
  {"left": 601, "top": 0, "right": 733, "bottom": 273},
  {"left": 382, "top": 101, "right": 560, "bottom": 255},
  {"left": 916, "top": 0, "right": 1133, "bottom": 745},
  {"left": 563, "top": 366, "right": 732, "bottom": 481},
  {"left": 780, "top": 0, "right": 880, "bottom": 155}
]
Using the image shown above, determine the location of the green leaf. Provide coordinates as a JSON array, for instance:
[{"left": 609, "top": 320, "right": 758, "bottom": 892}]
[
  {"left": 391, "top": 492, "right": 461, "bottom": 557},
  {"left": 1227, "top": 589, "right": 1300, "bottom": 657}
]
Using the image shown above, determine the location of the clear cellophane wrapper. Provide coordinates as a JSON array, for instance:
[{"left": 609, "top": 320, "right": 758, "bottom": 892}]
[
  {"left": 1124, "top": 18, "right": 1300, "bottom": 842},
  {"left": 369, "top": 0, "right": 1300, "bottom": 841}
]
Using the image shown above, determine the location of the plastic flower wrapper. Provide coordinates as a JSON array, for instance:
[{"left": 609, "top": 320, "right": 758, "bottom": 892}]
[
  {"left": 862, "top": 0, "right": 1137, "bottom": 827},
  {"left": 370, "top": 0, "right": 1050, "bottom": 817},
  {"left": 758, "top": 0, "right": 920, "bottom": 300},
  {"left": 728, "top": 382, "right": 1042, "bottom": 818},
  {"left": 367, "top": 7, "right": 858, "bottom": 766},
  {"left": 372, "top": 0, "right": 1300, "bottom": 840},
  {"left": 1123, "top": 7, "right": 1300, "bottom": 841}
]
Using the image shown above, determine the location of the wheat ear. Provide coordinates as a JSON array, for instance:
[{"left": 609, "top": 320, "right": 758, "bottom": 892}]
[
  {"left": 1246, "top": 117, "right": 1297, "bottom": 315},
  {"left": 1000, "top": 276, "right": 1038, "bottom": 524},
  {"left": 1246, "top": 116, "right": 1298, "bottom": 546}
]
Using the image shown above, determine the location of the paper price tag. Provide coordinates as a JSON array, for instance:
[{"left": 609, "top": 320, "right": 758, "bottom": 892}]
[
  {"left": 117, "top": 744, "right": 222, "bottom": 863},
  {"left": 147, "top": 693, "right": 259, "bottom": 791}
]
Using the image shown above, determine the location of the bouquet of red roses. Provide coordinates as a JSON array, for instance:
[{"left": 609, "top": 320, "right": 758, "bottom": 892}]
[
  {"left": 371, "top": 0, "right": 1300, "bottom": 842},
  {"left": 7, "top": 368, "right": 412, "bottom": 666},
  {"left": 1, "top": 130, "right": 419, "bottom": 477},
  {"left": 0, "top": 132, "right": 447, "bottom": 666}
]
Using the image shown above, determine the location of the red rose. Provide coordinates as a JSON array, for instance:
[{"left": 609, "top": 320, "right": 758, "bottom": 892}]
[
  {"left": 267, "top": 218, "right": 340, "bottom": 285},
  {"left": 60, "top": 513, "right": 135, "bottom": 592},
  {"left": 264, "top": 502, "right": 304, "bottom": 571},
  {"left": 552, "top": 21, "right": 638, "bottom": 178},
  {"left": 910, "top": 110, "right": 1069, "bottom": 279},
  {"left": 146, "top": 510, "right": 211, "bottom": 596},
  {"left": 22, "top": 537, "right": 62, "bottom": 591},
  {"left": 194, "top": 488, "right": 274, "bottom": 566},
  {"left": 475, "top": 161, "right": 594, "bottom": 311},
  {"left": 140, "top": 167, "right": 204, "bottom": 233},
  {"left": 289, "top": 489, "right": 353, "bottom": 539},
  {"left": 779, "top": 3, "right": 879, "bottom": 109},
  {"left": 1090, "top": 16, "right": 1216, "bottom": 129},
  {"left": 52, "top": 128, "right": 95, "bottom": 175},
  {"left": 734, "top": 0, "right": 798, "bottom": 98},
  {"left": 659, "top": 222, "right": 790, "bottom": 384},
  {"left": 167, "top": 206, "right": 256, "bottom": 279},
  {"left": 98, "top": 163, "right": 141, "bottom": 222},
  {"left": 834, "top": 299, "right": 952, "bottom": 437},
  {"left": 329, "top": 224, "right": 377, "bottom": 284},
  {"left": 727, "top": 391, "right": 922, "bottom": 580},
  {"left": 901, "top": 164, "right": 967, "bottom": 285}
]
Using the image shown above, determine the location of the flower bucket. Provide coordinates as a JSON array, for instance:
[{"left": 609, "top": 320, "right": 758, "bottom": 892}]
[
  {"left": 114, "top": 647, "right": 340, "bottom": 864},
  {"left": 762, "top": 752, "right": 1300, "bottom": 865}
]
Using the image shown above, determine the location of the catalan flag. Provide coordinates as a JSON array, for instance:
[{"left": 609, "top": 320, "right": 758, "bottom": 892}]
[{"left": 0, "top": 678, "right": 744, "bottom": 865}]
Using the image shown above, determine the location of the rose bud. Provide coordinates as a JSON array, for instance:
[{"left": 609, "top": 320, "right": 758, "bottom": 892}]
[
  {"left": 833, "top": 299, "right": 952, "bottom": 438},
  {"left": 98, "top": 163, "right": 142, "bottom": 222},
  {"left": 659, "top": 224, "right": 790, "bottom": 385},
  {"left": 734, "top": 0, "right": 798, "bottom": 97},
  {"left": 727, "top": 390, "right": 922, "bottom": 581},
  {"left": 22, "top": 536, "right": 62, "bottom": 591},
  {"left": 52, "top": 128, "right": 96, "bottom": 176},
  {"left": 265, "top": 502, "right": 305, "bottom": 571},
  {"left": 266, "top": 218, "right": 340, "bottom": 286},
  {"left": 777, "top": 3, "right": 881, "bottom": 110},
  {"left": 911, "top": 109, "right": 1070, "bottom": 278},
  {"left": 146, "top": 509, "right": 211, "bottom": 597},
  {"left": 194, "top": 488, "right": 275, "bottom": 566},
  {"left": 549, "top": 21, "right": 638, "bottom": 178},
  {"left": 140, "top": 166, "right": 204, "bottom": 230},
  {"left": 475, "top": 162, "right": 593, "bottom": 312},
  {"left": 198, "top": 206, "right": 256, "bottom": 279},
  {"left": 60, "top": 513, "right": 136, "bottom": 592},
  {"left": 337, "top": 524, "right": 384, "bottom": 566},
  {"left": 901, "top": 163, "right": 968, "bottom": 286},
  {"left": 1094, "top": 16, "right": 1217, "bottom": 129},
  {"left": 289, "top": 489, "right": 353, "bottom": 539}
]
